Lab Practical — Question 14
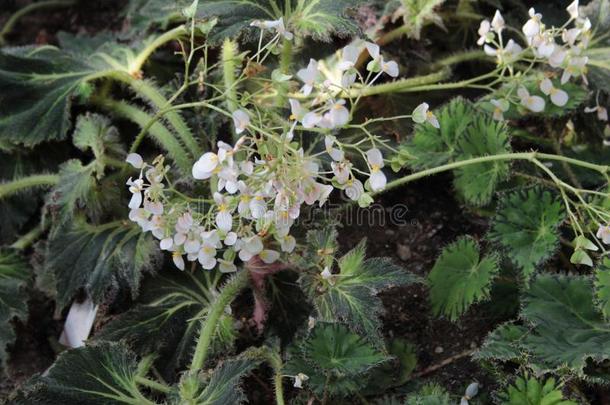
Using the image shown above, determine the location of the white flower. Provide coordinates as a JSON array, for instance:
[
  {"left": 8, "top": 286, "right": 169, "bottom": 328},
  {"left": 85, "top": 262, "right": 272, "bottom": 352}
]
[
  {"left": 331, "top": 161, "right": 351, "bottom": 184},
  {"left": 364, "top": 42, "right": 398, "bottom": 77},
  {"left": 518, "top": 87, "right": 545, "bottom": 112},
  {"left": 214, "top": 192, "right": 233, "bottom": 232},
  {"left": 289, "top": 99, "right": 307, "bottom": 122},
  {"left": 302, "top": 111, "right": 322, "bottom": 129},
  {"left": 198, "top": 243, "right": 217, "bottom": 270},
  {"left": 597, "top": 225, "right": 610, "bottom": 244},
  {"left": 126, "top": 153, "right": 144, "bottom": 169},
  {"left": 561, "top": 56, "right": 588, "bottom": 84},
  {"left": 338, "top": 44, "right": 360, "bottom": 71},
  {"left": 562, "top": 28, "right": 581, "bottom": 46},
  {"left": 308, "top": 316, "right": 316, "bottom": 330},
  {"left": 540, "top": 78, "right": 568, "bottom": 107},
  {"left": 250, "top": 17, "right": 293, "bottom": 40},
  {"left": 533, "top": 34, "right": 556, "bottom": 58},
  {"left": 126, "top": 177, "right": 144, "bottom": 209},
  {"left": 160, "top": 237, "right": 173, "bottom": 251},
  {"left": 193, "top": 152, "right": 219, "bottom": 179},
  {"left": 366, "top": 148, "right": 386, "bottom": 191},
  {"left": 324, "top": 135, "right": 345, "bottom": 161},
  {"left": 345, "top": 178, "right": 364, "bottom": 201},
  {"left": 328, "top": 100, "right": 350, "bottom": 128},
  {"left": 280, "top": 235, "right": 296, "bottom": 252},
  {"left": 523, "top": 8, "right": 542, "bottom": 38},
  {"left": 491, "top": 10, "right": 505, "bottom": 33},
  {"left": 490, "top": 99, "right": 509, "bottom": 121},
  {"left": 365, "top": 42, "right": 380, "bottom": 61},
  {"left": 250, "top": 194, "right": 267, "bottom": 219},
  {"left": 549, "top": 48, "right": 567, "bottom": 67},
  {"left": 297, "top": 59, "right": 318, "bottom": 96},
  {"left": 172, "top": 251, "right": 185, "bottom": 271},
  {"left": 320, "top": 266, "right": 334, "bottom": 284},
  {"left": 232, "top": 109, "right": 250, "bottom": 134},
  {"left": 218, "top": 259, "right": 237, "bottom": 273},
  {"left": 477, "top": 20, "right": 492, "bottom": 46},
  {"left": 144, "top": 198, "right": 163, "bottom": 215},
  {"left": 238, "top": 235, "right": 264, "bottom": 261},
  {"left": 567, "top": 0, "right": 579, "bottom": 20},
  {"left": 381, "top": 59, "right": 399, "bottom": 77},
  {"left": 224, "top": 232, "right": 238, "bottom": 246},
  {"left": 293, "top": 373, "right": 309, "bottom": 389},
  {"left": 259, "top": 249, "right": 280, "bottom": 264},
  {"left": 184, "top": 237, "right": 201, "bottom": 255},
  {"left": 412, "top": 102, "right": 440, "bottom": 128},
  {"left": 584, "top": 106, "right": 608, "bottom": 121}
]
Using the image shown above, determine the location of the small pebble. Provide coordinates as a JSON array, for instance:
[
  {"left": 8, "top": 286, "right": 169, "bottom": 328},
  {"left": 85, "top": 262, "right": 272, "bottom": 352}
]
[
  {"left": 434, "top": 346, "right": 444, "bottom": 354},
  {"left": 396, "top": 243, "right": 411, "bottom": 261}
]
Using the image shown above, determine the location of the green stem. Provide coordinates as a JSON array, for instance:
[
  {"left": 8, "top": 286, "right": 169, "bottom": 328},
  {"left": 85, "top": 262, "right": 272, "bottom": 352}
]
[
  {"left": 92, "top": 96, "right": 192, "bottom": 173},
  {"left": 222, "top": 38, "right": 239, "bottom": 113},
  {"left": 129, "top": 25, "right": 187, "bottom": 74},
  {"left": 10, "top": 224, "right": 45, "bottom": 250},
  {"left": 106, "top": 71, "right": 200, "bottom": 157},
  {"left": 0, "top": 0, "right": 76, "bottom": 45},
  {"left": 190, "top": 270, "right": 249, "bottom": 372},
  {"left": 135, "top": 376, "right": 171, "bottom": 394},
  {"left": 430, "top": 49, "right": 489, "bottom": 70},
  {"left": 0, "top": 174, "right": 59, "bottom": 199},
  {"left": 345, "top": 68, "right": 451, "bottom": 98},
  {"left": 276, "top": 38, "right": 293, "bottom": 107},
  {"left": 264, "top": 350, "right": 285, "bottom": 405},
  {"left": 378, "top": 152, "right": 609, "bottom": 196}
]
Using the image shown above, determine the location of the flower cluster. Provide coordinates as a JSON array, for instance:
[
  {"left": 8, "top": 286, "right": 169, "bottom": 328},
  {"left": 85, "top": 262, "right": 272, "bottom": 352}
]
[
  {"left": 124, "top": 27, "right": 439, "bottom": 274},
  {"left": 478, "top": 1, "right": 592, "bottom": 118}
]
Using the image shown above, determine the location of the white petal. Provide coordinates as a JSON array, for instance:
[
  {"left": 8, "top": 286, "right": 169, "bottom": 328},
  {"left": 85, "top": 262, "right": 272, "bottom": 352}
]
[
  {"left": 160, "top": 237, "right": 173, "bottom": 250},
  {"left": 567, "top": 0, "right": 579, "bottom": 19},
  {"left": 528, "top": 95, "right": 546, "bottom": 112},
  {"left": 522, "top": 20, "right": 540, "bottom": 37},
  {"left": 329, "top": 105, "right": 350, "bottom": 127},
  {"left": 126, "top": 153, "right": 144, "bottom": 169},
  {"left": 540, "top": 78, "right": 553, "bottom": 95},
  {"left": 412, "top": 103, "right": 429, "bottom": 123},
  {"left": 281, "top": 235, "right": 296, "bottom": 253},
  {"left": 225, "top": 232, "right": 238, "bottom": 246},
  {"left": 551, "top": 89, "right": 569, "bottom": 107},
  {"left": 184, "top": 239, "right": 201, "bottom": 254},
  {"left": 366, "top": 148, "right": 384, "bottom": 166},
  {"left": 216, "top": 211, "right": 233, "bottom": 232},
  {"left": 232, "top": 109, "right": 250, "bottom": 134},
  {"left": 302, "top": 112, "right": 322, "bottom": 128},
  {"left": 491, "top": 10, "right": 504, "bottom": 32},
  {"left": 260, "top": 249, "right": 280, "bottom": 264},
  {"left": 369, "top": 170, "right": 387, "bottom": 191},
  {"left": 173, "top": 254, "right": 185, "bottom": 271},
  {"left": 193, "top": 152, "right": 218, "bottom": 178},
  {"left": 382, "top": 60, "right": 399, "bottom": 77},
  {"left": 365, "top": 42, "right": 380, "bottom": 60},
  {"left": 129, "top": 192, "right": 143, "bottom": 209}
]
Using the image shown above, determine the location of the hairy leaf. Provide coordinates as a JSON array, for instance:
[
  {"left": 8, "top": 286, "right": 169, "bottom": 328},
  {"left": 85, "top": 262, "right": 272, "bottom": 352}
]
[
  {"left": 0, "top": 48, "right": 96, "bottom": 146},
  {"left": 522, "top": 274, "right": 610, "bottom": 376},
  {"left": 390, "top": 0, "right": 447, "bottom": 40},
  {"left": 404, "top": 97, "right": 477, "bottom": 169},
  {"left": 285, "top": 323, "right": 388, "bottom": 396},
  {"left": 46, "top": 221, "right": 160, "bottom": 308},
  {"left": 453, "top": 116, "right": 511, "bottom": 205},
  {"left": 15, "top": 342, "right": 153, "bottom": 404},
  {"left": 72, "top": 113, "right": 124, "bottom": 161},
  {"left": 96, "top": 271, "right": 236, "bottom": 377},
  {"left": 405, "top": 383, "right": 452, "bottom": 405},
  {"left": 500, "top": 374, "right": 577, "bottom": 405},
  {"left": 595, "top": 257, "right": 610, "bottom": 320},
  {"left": 429, "top": 237, "right": 500, "bottom": 320},
  {"left": 475, "top": 323, "right": 527, "bottom": 362},
  {"left": 196, "top": 0, "right": 364, "bottom": 43},
  {"left": 121, "top": 0, "right": 185, "bottom": 38},
  {"left": 488, "top": 189, "right": 564, "bottom": 280},
  {"left": 0, "top": 249, "right": 29, "bottom": 370},
  {"left": 174, "top": 357, "right": 259, "bottom": 405},
  {"left": 301, "top": 239, "right": 419, "bottom": 345},
  {"left": 49, "top": 160, "right": 97, "bottom": 225}
]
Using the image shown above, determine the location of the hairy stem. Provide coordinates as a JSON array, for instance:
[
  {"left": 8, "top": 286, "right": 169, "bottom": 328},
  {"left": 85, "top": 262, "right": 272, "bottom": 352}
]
[
  {"left": 222, "top": 38, "right": 239, "bottom": 114},
  {"left": 276, "top": 38, "right": 293, "bottom": 107},
  {"left": 134, "top": 376, "right": 171, "bottom": 394},
  {"left": 430, "top": 49, "right": 489, "bottom": 70},
  {"left": 106, "top": 71, "right": 200, "bottom": 157},
  {"left": 344, "top": 68, "right": 451, "bottom": 98},
  {"left": 92, "top": 96, "right": 192, "bottom": 173},
  {"left": 0, "top": 0, "right": 76, "bottom": 45},
  {"left": 129, "top": 25, "right": 187, "bottom": 75},
  {"left": 0, "top": 174, "right": 59, "bottom": 199},
  {"left": 190, "top": 270, "right": 249, "bottom": 372},
  {"left": 10, "top": 224, "right": 45, "bottom": 250},
  {"left": 378, "top": 152, "right": 609, "bottom": 196}
]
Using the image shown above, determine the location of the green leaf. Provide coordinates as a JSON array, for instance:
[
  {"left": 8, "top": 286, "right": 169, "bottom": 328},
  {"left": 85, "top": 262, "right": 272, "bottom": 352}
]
[
  {"left": 96, "top": 271, "right": 236, "bottom": 377},
  {"left": 122, "top": 0, "right": 186, "bottom": 38},
  {"left": 15, "top": 341, "right": 155, "bottom": 404},
  {"left": 522, "top": 274, "right": 610, "bottom": 376},
  {"left": 428, "top": 237, "right": 499, "bottom": 321},
  {"left": 499, "top": 374, "right": 577, "bottom": 405},
  {"left": 363, "top": 338, "right": 417, "bottom": 394},
  {"left": 48, "top": 160, "right": 97, "bottom": 225},
  {"left": 285, "top": 323, "right": 388, "bottom": 396},
  {"left": 46, "top": 221, "right": 160, "bottom": 308},
  {"left": 594, "top": 257, "right": 610, "bottom": 319},
  {"left": 404, "top": 97, "right": 477, "bottom": 169},
  {"left": 175, "top": 357, "right": 259, "bottom": 404},
  {"left": 405, "top": 383, "right": 452, "bottom": 405},
  {"left": 72, "top": 113, "right": 124, "bottom": 162},
  {"left": 488, "top": 188, "right": 564, "bottom": 280},
  {"left": 391, "top": 0, "right": 446, "bottom": 40},
  {"left": 0, "top": 249, "right": 29, "bottom": 371},
  {"left": 474, "top": 323, "right": 527, "bottom": 362},
  {"left": 0, "top": 48, "right": 96, "bottom": 146},
  {"left": 196, "top": 0, "right": 364, "bottom": 43},
  {"left": 453, "top": 115, "right": 511, "bottom": 205},
  {"left": 301, "top": 239, "right": 420, "bottom": 344}
]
